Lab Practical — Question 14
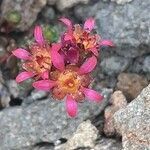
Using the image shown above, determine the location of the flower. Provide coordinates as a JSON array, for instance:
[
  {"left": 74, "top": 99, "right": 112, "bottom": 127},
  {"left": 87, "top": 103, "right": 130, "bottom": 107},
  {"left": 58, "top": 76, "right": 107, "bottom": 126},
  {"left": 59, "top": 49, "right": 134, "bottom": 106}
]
[
  {"left": 60, "top": 17, "right": 114, "bottom": 57},
  {"left": 32, "top": 55, "right": 103, "bottom": 117},
  {"left": 12, "top": 26, "right": 64, "bottom": 83},
  {"left": 60, "top": 39, "right": 79, "bottom": 64}
]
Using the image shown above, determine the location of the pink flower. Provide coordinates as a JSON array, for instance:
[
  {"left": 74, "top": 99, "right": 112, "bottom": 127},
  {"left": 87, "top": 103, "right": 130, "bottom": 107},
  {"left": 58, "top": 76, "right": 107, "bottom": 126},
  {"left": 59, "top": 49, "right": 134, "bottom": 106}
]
[
  {"left": 60, "top": 17, "right": 114, "bottom": 57},
  {"left": 12, "top": 26, "right": 64, "bottom": 83},
  {"left": 32, "top": 55, "right": 103, "bottom": 118},
  {"left": 60, "top": 39, "right": 79, "bottom": 64}
]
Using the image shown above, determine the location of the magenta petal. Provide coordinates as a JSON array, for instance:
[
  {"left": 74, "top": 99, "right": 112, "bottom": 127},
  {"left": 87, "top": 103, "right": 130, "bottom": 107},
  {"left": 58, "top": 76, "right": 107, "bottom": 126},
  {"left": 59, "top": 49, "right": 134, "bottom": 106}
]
[
  {"left": 84, "top": 17, "right": 95, "bottom": 31},
  {"left": 12, "top": 48, "right": 31, "bottom": 60},
  {"left": 66, "top": 48, "right": 79, "bottom": 63},
  {"left": 63, "top": 33, "right": 73, "bottom": 41},
  {"left": 51, "top": 43, "right": 62, "bottom": 52},
  {"left": 78, "top": 56, "right": 97, "bottom": 75},
  {"left": 66, "top": 95, "right": 78, "bottom": 118},
  {"left": 41, "top": 70, "right": 49, "bottom": 80},
  {"left": 16, "top": 71, "right": 35, "bottom": 83},
  {"left": 59, "top": 17, "right": 72, "bottom": 29},
  {"left": 100, "top": 40, "right": 114, "bottom": 47},
  {"left": 34, "top": 26, "right": 44, "bottom": 45},
  {"left": 90, "top": 47, "right": 99, "bottom": 56},
  {"left": 51, "top": 45, "right": 64, "bottom": 71},
  {"left": 81, "top": 87, "right": 103, "bottom": 102},
  {"left": 32, "top": 80, "right": 56, "bottom": 91}
]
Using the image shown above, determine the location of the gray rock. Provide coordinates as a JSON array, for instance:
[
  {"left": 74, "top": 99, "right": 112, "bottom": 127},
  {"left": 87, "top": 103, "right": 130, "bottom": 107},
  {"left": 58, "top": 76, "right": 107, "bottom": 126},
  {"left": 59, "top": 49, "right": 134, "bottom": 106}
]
[
  {"left": 56, "top": 0, "right": 89, "bottom": 11},
  {"left": 114, "top": 84, "right": 150, "bottom": 149},
  {"left": 129, "top": 55, "right": 150, "bottom": 74},
  {"left": 111, "top": 0, "right": 133, "bottom": 5},
  {"left": 100, "top": 56, "right": 130, "bottom": 75},
  {"left": 47, "top": 0, "right": 56, "bottom": 5},
  {"left": 30, "top": 138, "right": 122, "bottom": 150},
  {"left": 0, "top": 0, "right": 47, "bottom": 31},
  {"left": 54, "top": 124, "right": 122, "bottom": 150},
  {"left": 47, "top": 0, "right": 89, "bottom": 11},
  {"left": 65, "top": 120, "right": 98, "bottom": 150},
  {"left": 6, "top": 80, "right": 19, "bottom": 98},
  {"left": 0, "top": 87, "right": 112, "bottom": 149},
  {"left": 22, "top": 90, "right": 48, "bottom": 106},
  {"left": 74, "top": 0, "right": 150, "bottom": 58},
  {"left": 143, "top": 55, "right": 150, "bottom": 73},
  {"left": 41, "top": 6, "right": 55, "bottom": 21},
  {"left": 130, "top": 56, "right": 145, "bottom": 73},
  {"left": 0, "top": 71, "right": 11, "bottom": 108},
  {"left": 94, "top": 138, "right": 122, "bottom": 150}
]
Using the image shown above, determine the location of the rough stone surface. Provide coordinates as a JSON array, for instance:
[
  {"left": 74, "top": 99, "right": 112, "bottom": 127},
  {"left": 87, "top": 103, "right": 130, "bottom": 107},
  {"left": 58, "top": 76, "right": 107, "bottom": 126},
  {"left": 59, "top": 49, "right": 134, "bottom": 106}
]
[
  {"left": 41, "top": 6, "right": 55, "bottom": 21},
  {"left": 104, "top": 91, "right": 127, "bottom": 136},
  {"left": 143, "top": 55, "right": 150, "bottom": 73},
  {"left": 100, "top": 56, "right": 130, "bottom": 75},
  {"left": 47, "top": 0, "right": 89, "bottom": 11},
  {"left": 114, "top": 84, "right": 150, "bottom": 150},
  {"left": 6, "top": 80, "right": 19, "bottom": 98},
  {"left": 22, "top": 89, "right": 48, "bottom": 106},
  {"left": 0, "top": 0, "right": 47, "bottom": 31},
  {"left": 47, "top": 0, "right": 56, "bottom": 5},
  {"left": 74, "top": 0, "right": 150, "bottom": 57},
  {"left": 56, "top": 0, "right": 89, "bottom": 11},
  {"left": 0, "top": 36, "right": 8, "bottom": 56},
  {"left": 0, "top": 88, "right": 112, "bottom": 149},
  {"left": 111, "top": 0, "right": 133, "bottom": 5},
  {"left": 0, "top": 71, "right": 11, "bottom": 108},
  {"left": 94, "top": 138, "right": 122, "bottom": 150},
  {"left": 65, "top": 120, "right": 98, "bottom": 150},
  {"left": 117, "top": 73, "right": 148, "bottom": 100},
  {"left": 54, "top": 138, "right": 122, "bottom": 150}
]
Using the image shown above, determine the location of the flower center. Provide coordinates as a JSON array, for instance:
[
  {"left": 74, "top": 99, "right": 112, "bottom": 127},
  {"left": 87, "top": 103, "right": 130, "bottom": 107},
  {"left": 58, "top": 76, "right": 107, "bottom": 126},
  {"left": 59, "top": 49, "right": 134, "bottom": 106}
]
[
  {"left": 73, "top": 25, "right": 99, "bottom": 50},
  {"left": 51, "top": 65, "right": 91, "bottom": 101},
  {"left": 23, "top": 44, "right": 52, "bottom": 74},
  {"left": 58, "top": 70, "right": 81, "bottom": 94}
]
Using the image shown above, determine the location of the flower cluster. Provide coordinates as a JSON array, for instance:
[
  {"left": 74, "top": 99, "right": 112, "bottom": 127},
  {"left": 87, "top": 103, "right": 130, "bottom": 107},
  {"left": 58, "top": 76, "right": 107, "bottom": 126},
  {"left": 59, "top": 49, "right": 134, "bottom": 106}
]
[{"left": 12, "top": 18, "right": 114, "bottom": 117}]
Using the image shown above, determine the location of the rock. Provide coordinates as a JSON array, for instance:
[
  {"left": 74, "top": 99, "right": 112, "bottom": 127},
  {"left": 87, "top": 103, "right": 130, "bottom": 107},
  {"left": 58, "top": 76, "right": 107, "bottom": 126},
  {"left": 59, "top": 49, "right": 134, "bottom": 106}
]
[
  {"left": 143, "top": 55, "right": 150, "bottom": 73},
  {"left": 114, "top": 84, "right": 150, "bottom": 150},
  {"left": 0, "top": 36, "right": 8, "bottom": 57},
  {"left": 47, "top": 0, "right": 57, "bottom": 5},
  {"left": 0, "top": 71, "right": 11, "bottom": 108},
  {"left": 111, "top": 0, "right": 133, "bottom": 5},
  {"left": 55, "top": 133, "right": 122, "bottom": 150},
  {"left": 47, "top": 0, "right": 89, "bottom": 11},
  {"left": 65, "top": 120, "right": 98, "bottom": 150},
  {"left": 100, "top": 56, "right": 130, "bottom": 75},
  {"left": 0, "top": 87, "right": 112, "bottom": 149},
  {"left": 96, "top": 76, "right": 117, "bottom": 89},
  {"left": 0, "top": 0, "right": 47, "bottom": 31},
  {"left": 94, "top": 138, "right": 122, "bottom": 150},
  {"left": 74, "top": 0, "right": 150, "bottom": 57},
  {"left": 117, "top": 73, "right": 148, "bottom": 100},
  {"left": 0, "top": 86, "right": 11, "bottom": 108},
  {"left": 104, "top": 91, "right": 127, "bottom": 136},
  {"left": 132, "top": 55, "right": 150, "bottom": 74},
  {"left": 55, "top": 138, "right": 122, "bottom": 150},
  {"left": 130, "top": 56, "right": 145, "bottom": 74},
  {"left": 6, "top": 80, "right": 19, "bottom": 98},
  {"left": 110, "top": 91, "right": 127, "bottom": 108},
  {"left": 131, "top": 55, "right": 150, "bottom": 74},
  {"left": 22, "top": 89, "right": 48, "bottom": 105},
  {"left": 56, "top": 0, "right": 89, "bottom": 11},
  {"left": 41, "top": 6, "right": 55, "bottom": 21}
]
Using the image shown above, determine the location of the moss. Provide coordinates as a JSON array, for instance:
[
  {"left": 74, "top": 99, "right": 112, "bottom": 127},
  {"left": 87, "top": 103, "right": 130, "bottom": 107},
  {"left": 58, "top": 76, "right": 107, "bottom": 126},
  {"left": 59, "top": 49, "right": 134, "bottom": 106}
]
[
  {"left": 43, "top": 25, "right": 59, "bottom": 43},
  {"left": 6, "top": 10, "right": 21, "bottom": 24}
]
